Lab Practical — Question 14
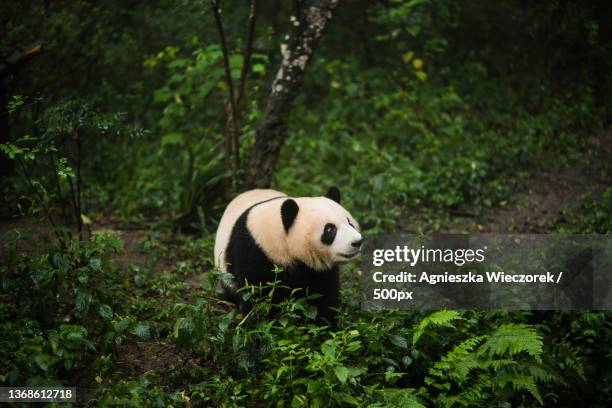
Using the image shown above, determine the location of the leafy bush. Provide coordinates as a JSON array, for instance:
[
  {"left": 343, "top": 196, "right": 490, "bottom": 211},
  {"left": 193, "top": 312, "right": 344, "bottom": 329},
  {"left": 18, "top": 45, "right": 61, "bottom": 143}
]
[
  {"left": 162, "top": 277, "right": 556, "bottom": 407},
  {"left": 0, "top": 232, "right": 148, "bottom": 388}
]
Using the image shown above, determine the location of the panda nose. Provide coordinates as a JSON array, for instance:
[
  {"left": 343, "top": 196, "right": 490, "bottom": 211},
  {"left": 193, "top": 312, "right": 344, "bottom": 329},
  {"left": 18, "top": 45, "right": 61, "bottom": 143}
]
[{"left": 351, "top": 238, "right": 363, "bottom": 248}]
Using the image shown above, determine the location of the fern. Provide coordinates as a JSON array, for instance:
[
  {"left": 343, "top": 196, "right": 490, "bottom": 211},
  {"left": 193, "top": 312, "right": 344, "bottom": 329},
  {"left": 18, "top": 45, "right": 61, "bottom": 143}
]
[
  {"left": 528, "top": 364, "right": 559, "bottom": 384},
  {"left": 380, "top": 388, "right": 425, "bottom": 408},
  {"left": 484, "top": 358, "right": 517, "bottom": 371},
  {"left": 496, "top": 373, "right": 543, "bottom": 405},
  {"left": 479, "top": 323, "right": 543, "bottom": 362},
  {"left": 439, "top": 373, "right": 491, "bottom": 408},
  {"left": 552, "top": 340, "right": 587, "bottom": 382},
  {"left": 425, "top": 323, "right": 554, "bottom": 407},
  {"left": 429, "top": 336, "right": 486, "bottom": 383},
  {"left": 412, "top": 310, "right": 464, "bottom": 345}
]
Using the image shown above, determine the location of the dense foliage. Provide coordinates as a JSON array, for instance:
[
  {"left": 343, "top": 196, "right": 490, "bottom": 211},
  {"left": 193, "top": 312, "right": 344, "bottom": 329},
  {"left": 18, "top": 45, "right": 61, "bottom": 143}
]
[{"left": 1, "top": 0, "right": 611, "bottom": 406}]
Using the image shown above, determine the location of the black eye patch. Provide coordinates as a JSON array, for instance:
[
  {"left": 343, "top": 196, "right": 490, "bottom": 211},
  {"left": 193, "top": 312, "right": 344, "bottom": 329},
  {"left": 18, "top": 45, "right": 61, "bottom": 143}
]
[{"left": 321, "top": 223, "right": 337, "bottom": 245}]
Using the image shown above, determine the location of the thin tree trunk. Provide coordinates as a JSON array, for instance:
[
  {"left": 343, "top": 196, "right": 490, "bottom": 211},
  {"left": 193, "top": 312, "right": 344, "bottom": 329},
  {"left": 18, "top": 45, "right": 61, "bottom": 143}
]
[
  {"left": 246, "top": 0, "right": 339, "bottom": 188},
  {"left": 211, "top": 1, "right": 239, "bottom": 175},
  {"left": 212, "top": 0, "right": 258, "bottom": 199}
]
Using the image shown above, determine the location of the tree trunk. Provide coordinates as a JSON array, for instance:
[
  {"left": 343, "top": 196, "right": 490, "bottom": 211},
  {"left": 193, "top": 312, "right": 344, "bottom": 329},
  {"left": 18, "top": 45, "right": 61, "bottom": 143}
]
[{"left": 246, "top": 0, "right": 339, "bottom": 188}]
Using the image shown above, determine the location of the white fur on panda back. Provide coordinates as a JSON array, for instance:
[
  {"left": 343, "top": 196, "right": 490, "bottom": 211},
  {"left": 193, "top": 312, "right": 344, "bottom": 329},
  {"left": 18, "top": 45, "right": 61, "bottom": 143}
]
[{"left": 214, "top": 189, "right": 286, "bottom": 272}]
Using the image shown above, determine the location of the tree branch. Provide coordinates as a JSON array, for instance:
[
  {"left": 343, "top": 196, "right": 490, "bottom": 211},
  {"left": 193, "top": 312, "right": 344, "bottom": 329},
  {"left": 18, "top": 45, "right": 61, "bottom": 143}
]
[
  {"left": 211, "top": 0, "right": 240, "bottom": 171},
  {"left": 236, "top": 0, "right": 258, "bottom": 108},
  {"left": 246, "top": 0, "right": 339, "bottom": 188}
]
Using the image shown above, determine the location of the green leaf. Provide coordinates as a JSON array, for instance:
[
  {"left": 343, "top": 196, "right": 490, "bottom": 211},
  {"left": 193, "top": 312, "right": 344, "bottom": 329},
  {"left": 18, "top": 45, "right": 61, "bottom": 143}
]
[
  {"left": 75, "top": 291, "right": 92, "bottom": 314},
  {"left": 303, "top": 304, "right": 318, "bottom": 320},
  {"left": 406, "top": 25, "right": 421, "bottom": 36},
  {"left": 337, "top": 392, "right": 360, "bottom": 405},
  {"left": 153, "top": 86, "right": 172, "bottom": 102},
  {"left": 498, "top": 374, "right": 543, "bottom": 405},
  {"left": 480, "top": 323, "right": 543, "bottom": 362},
  {"left": 428, "top": 336, "right": 485, "bottom": 383},
  {"left": 291, "top": 394, "right": 308, "bottom": 408},
  {"left": 0, "top": 142, "right": 22, "bottom": 159},
  {"left": 114, "top": 317, "right": 132, "bottom": 333},
  {"left": 135, "top": 322, "right": 151, "bottom": 340},
  {"left": 415, "top": 70, "right": 428, "bottom": 81},
  {"left": 51, "top": 253, "right": 70, "bottom": 271},
  {"left": 98, "top": 304, "right": 113, "bottom": 320},
  {"left": 34, "top": 354, "right": 50, "bottom": 371},
  {"left": 168, "top": 58, "right": 188, "bottom": 69},
  {"left": 389, "top": 334, "right": 409, "bottom": 349},
  {"left": 252, "top": 63, "right": 265, "bottom": 74},
  {"left": 334, "top": 365, "right": 349, "bottom": 384},
  {"left": 89, "top": 257, "right": 102, "bottom": 271},
  {"left": 229, "top": 54, "right": 243, "bottom": 71},
  {"left": 347, "top": 366, "right": 366, "bottom": 378},
  {"left": 161, "top": 133, "right": 184, "bottom": 146},
  {"left": 412, "top": 310, "right": 463, "bottom": 345},
  {"left": 381, "top": 388, "right": 425, "bottom": 408},
  {"left": 321, "top": 340, "right": 336, "bottom": 360},
  {"left": 346, "top": 340, "right": 362, "bottom": 352}
]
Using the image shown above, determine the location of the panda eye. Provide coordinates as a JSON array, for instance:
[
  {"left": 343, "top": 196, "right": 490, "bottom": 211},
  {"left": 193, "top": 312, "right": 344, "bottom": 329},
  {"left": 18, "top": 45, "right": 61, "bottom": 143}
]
[{"left": 321, "top": 223, "right": 337, "bottom": 245}]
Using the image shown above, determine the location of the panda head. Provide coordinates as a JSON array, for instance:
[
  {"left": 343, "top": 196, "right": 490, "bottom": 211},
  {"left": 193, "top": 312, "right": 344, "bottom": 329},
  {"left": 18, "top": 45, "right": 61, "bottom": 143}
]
[{"left": 281, "top": 187, "right": 363, "bottom": 270}]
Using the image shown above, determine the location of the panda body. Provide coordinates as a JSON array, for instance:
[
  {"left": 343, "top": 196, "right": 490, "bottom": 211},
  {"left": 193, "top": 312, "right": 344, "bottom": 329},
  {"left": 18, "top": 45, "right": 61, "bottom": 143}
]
[{"left": 214, "top": 187, "right": 362, "bottom": 323}]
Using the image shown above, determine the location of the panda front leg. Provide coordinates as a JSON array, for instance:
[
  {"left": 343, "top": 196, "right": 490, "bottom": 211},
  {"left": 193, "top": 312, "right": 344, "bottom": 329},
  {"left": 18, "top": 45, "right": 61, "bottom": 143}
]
[
  {"left": 239, "top": 296, "right": 254, "bottom": 316},
  {"left": 312, "top": 290, "right": 340, "bottom": 327},
  {"left": 304, "top": 268, "right": 341, "bottom": 327}
]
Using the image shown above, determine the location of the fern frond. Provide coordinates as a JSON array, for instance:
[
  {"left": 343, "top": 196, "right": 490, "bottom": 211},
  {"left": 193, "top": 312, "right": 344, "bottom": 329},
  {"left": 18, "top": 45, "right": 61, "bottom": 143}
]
[
  {"left": 483, "top": 358, "right": 517, "bottom": 371},
  {"left": 429, "top": 336, "right": 486, "bottom": 383},
  {"left": 553, "top": 340, "right": 587, "bottom": 382},
  {"left": 381, "top": 388, "right": 425, "bottom": 408},
  {"left": 412, "top": 310, "right": 464, "bottom": 345},
  {"left": 528, "top": 364, "right": 558, "bottom": 384},
  {"left": 496, "top": 373, "right": 543, "bottom": 405},
  {"left": 479, "top": 323, "right": 543, "bottom": 362},
  {"left": 440, "top": 373, "right": 491, "bottom": 408}
]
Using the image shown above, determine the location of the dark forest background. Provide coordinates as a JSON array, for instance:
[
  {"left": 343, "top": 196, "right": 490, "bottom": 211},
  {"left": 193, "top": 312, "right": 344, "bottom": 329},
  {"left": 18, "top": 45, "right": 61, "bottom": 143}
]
[{"left": 1, "top": 1, "right": 611, "bottom": 406}]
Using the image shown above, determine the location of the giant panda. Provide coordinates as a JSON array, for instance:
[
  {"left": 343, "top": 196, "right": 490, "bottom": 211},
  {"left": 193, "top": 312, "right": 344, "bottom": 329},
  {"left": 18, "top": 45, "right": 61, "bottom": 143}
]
[{"left": 214, "top": 187, "right": 362, "bottom": 323}]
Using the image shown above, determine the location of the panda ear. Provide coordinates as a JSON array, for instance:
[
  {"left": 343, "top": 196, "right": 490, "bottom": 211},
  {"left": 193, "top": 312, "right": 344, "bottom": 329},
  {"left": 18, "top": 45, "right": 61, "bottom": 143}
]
[
  {"left": 281, "top": 199, "right": 299, "bottom": 233},
  {"left": 324, "top": 186, "right": 341, "bottom": 204}
]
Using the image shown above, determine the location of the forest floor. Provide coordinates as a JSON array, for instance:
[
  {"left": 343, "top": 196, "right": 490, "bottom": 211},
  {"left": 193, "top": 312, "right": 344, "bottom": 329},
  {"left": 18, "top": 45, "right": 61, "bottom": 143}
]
[
  {"left": 400, "top": 130, "right": 611, "bottom": 234},
  {"left": 1, "top": 131, "right": 610, "bottom": 398}
]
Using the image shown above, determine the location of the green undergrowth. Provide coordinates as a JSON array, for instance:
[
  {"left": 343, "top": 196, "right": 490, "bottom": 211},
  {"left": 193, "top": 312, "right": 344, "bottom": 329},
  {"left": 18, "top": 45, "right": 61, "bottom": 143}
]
[{"left": 2, "top": 227, "right": 611, "bottom": 407}]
